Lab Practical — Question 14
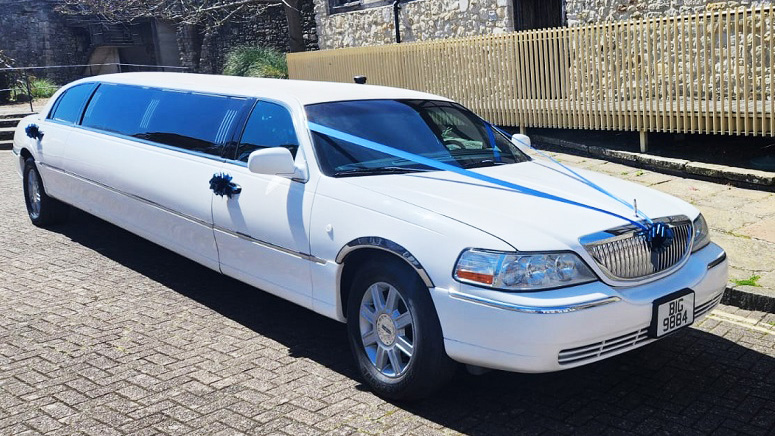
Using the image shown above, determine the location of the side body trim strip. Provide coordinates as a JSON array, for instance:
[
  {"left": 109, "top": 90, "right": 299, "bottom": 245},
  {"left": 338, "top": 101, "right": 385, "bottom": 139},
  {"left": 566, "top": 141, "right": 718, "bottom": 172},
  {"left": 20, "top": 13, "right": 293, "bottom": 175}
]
[
  {"left": 215, "top": 228, "right": 326, "bottom": 264},
  {"left": 40, "top": 162, "right": 325, "bottom": 264}
]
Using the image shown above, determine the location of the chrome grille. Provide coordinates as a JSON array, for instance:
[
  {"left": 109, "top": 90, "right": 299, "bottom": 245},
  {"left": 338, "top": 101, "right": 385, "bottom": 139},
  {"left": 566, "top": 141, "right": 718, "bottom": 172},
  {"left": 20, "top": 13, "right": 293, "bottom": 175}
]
[{"left": 581, "top": 216, "right": 693, "bottom": 281}]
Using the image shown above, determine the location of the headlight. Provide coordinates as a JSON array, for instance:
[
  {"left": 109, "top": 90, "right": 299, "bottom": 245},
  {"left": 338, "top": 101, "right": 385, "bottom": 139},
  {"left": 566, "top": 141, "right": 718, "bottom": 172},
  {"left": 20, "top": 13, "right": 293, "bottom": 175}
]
[
  {"left": 453, "top": 249, "right": 597, "bottom": 291},
  {"left": 692, "top": 214, "right": 711, "bottom": 252}
]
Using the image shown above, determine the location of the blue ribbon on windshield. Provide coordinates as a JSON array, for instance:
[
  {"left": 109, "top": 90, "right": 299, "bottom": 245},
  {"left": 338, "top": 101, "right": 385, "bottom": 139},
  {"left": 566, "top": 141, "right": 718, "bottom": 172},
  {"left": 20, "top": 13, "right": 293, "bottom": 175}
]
[
  {"left": 309, "top": 122, "right": 653, "bottom": 232},
  {"left": 484, "top": 124, "right": 501, "bottom": 163}
]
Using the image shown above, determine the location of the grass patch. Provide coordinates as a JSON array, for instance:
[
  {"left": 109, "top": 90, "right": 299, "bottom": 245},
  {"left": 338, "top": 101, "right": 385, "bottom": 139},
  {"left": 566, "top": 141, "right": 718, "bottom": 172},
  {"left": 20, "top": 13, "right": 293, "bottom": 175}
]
[
  {"left": 728, "top": 231, "right": 752, "bottom": 240},
  {"left": 731, "top": 274, "right": 761, "bottom": 287},
  {"left": 223, "top": 46, "right": 288, "bottom": 79}
]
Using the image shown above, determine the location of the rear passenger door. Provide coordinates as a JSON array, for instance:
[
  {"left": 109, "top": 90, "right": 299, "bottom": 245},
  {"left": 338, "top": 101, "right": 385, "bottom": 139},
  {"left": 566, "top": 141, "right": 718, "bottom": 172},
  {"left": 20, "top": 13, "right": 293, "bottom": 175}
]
[
  {"left": 66, "top": 84, "right": 249, "bottom": 271},
  {"left": 212, "top": 100, "right": 315, "bottom": 307},
  {"left": 35, "top": 83, "right": 97, "bottom": 198}
]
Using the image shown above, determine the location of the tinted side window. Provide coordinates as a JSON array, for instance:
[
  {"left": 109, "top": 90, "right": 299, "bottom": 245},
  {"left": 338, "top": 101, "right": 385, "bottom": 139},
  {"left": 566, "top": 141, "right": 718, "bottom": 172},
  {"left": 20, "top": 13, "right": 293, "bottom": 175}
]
[
  {"left": 82, "top": 84, "right": 155, "bottom": 136},
  {"left": 49, "top": 83, "right": 97, "bottom": 124},
  {"left": 236, "top": 101, "right": 299, "bottom": 162},
  {"left": 82, "top": 84, "right": 247, "bottom": 157}
]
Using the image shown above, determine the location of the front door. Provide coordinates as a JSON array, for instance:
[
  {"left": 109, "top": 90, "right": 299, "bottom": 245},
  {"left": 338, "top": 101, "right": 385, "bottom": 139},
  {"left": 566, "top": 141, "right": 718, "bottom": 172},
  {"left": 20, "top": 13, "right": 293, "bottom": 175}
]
[{"left": 212, "top": 100, "right": 315, "bottom": 307}]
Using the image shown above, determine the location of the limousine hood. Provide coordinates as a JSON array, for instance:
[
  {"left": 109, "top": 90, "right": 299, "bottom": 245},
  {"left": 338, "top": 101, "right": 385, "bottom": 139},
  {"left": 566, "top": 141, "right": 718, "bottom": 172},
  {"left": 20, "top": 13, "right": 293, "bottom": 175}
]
[{"left": 337, "top": 161, "right": 697, "bottom": 252}]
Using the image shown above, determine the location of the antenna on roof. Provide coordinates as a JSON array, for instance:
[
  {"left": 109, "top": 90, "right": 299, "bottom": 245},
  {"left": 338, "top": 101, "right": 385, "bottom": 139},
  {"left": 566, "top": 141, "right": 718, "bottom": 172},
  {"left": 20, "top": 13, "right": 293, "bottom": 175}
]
[{"left": 353, "top": 75, "right": 367, "bottom": 84}]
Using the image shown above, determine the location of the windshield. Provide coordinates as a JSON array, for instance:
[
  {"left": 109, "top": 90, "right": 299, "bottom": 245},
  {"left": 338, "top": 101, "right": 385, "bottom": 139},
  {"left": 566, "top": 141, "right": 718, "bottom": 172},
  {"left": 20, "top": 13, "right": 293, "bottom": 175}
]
[{"left": 305, "top": 99, "right": 530, "bottom": 177}]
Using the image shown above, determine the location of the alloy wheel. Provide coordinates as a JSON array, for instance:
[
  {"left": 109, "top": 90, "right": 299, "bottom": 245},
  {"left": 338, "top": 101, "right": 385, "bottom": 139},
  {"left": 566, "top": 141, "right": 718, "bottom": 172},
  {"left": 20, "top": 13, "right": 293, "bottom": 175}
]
[{"left": 358, "top": 281, "right": 415, "bottom": 377}]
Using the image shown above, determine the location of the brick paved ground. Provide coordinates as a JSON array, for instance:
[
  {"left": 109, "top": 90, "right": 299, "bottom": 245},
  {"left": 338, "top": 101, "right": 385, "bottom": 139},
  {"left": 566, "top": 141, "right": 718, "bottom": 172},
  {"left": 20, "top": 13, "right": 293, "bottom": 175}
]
[{"left": 2, "top": 150, "right": 775, "bottom": 435}]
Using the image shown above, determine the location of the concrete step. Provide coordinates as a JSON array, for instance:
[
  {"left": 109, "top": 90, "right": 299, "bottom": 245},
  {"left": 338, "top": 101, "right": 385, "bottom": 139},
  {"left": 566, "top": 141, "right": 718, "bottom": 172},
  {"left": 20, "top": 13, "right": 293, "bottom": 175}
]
[
  {"left": 0, "top": 118, "right": 21, "bottom": 128},
  {"left": 0, "top": 127, "right": 15, "bottom": 141},
  {"left": 0, "top": 140, "right": 13, "bottom": 150},
  {"left": 0, "top": 112, "right": 33, "bottom": 119}
]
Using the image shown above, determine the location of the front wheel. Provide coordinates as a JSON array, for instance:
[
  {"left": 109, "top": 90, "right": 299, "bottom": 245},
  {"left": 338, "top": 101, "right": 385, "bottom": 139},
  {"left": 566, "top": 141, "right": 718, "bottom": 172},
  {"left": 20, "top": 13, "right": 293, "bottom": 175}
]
[
  {"left": 23, "top": 157, "right": 69, "bottom": 227},
  {"left": 346, "top": 256, "right": 457, "bottom": 401}
]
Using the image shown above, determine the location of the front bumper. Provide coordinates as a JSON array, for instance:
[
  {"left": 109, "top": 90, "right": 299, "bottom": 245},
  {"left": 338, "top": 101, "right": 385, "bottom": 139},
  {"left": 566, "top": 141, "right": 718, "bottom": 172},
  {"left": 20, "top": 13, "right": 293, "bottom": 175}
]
[{"left": 430, "top": 242, "right": 728, "bottom": 373}]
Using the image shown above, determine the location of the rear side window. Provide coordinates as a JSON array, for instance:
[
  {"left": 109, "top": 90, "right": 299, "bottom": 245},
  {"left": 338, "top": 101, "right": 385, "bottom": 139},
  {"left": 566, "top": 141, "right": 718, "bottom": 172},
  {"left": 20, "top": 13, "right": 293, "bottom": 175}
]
[
  {"left": 235, "top": 101, "right": 299, "bottom": 162},
  {"left": 48, "top": 83, "right": 97, "bottom": 124},
  {"left": 82, "top": 83, "right": 247, "bottom": 157}
]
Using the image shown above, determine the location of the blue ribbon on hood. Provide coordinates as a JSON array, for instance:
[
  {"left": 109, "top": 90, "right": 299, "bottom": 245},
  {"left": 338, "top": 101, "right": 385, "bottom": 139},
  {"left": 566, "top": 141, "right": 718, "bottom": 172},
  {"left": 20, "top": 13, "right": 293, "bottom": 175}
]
[
  {"left": 492, "top": 125, "right": 653, "bottom": 225},
  {"left": 308, "top": 122, "right": 675, "bottom": 249}
]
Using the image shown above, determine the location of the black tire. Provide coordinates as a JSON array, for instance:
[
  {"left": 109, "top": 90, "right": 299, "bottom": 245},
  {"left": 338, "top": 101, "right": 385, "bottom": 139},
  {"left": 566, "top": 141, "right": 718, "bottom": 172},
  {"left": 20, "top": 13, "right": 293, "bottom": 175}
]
[
  {"left": 22, "top": 157, "right": 69, "bottom": 227},
  {"left": 346, "top": 256, "right": 457, "bottom": 401}
]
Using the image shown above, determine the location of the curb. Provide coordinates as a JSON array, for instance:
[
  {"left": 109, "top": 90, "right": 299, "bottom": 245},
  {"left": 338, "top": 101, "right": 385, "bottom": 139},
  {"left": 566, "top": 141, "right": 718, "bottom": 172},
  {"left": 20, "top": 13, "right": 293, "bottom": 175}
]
[
  {"left": 531, "top": 134, "right": 775, "bottom": 190},
  {"left": 722, "top": 286, "right": 775, "bottom": 313}
]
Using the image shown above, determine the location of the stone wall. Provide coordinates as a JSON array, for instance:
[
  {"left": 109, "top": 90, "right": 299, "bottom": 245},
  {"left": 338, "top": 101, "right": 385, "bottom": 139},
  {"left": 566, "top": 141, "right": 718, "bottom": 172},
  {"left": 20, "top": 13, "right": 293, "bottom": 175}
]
[
  {"left": 0, "top": 0, "right": 318, "bottom": 81},
  {"left": 314, "top": 0, "right": 513, "bottom": 49},
  {"left": 179, "top": 0, "right": 319, "bottom": 73},
  {"left": 565, "top": 0, "right": 772, "bottom": 26},
  {"left": 0, "top": 0, "right": 90, "bottom": 84}
]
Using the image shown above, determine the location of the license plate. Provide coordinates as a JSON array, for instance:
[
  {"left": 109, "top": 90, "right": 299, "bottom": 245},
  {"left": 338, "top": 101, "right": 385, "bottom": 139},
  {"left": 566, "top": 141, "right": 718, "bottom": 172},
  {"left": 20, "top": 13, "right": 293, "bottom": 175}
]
[{"left": 650, "top": 289, "right": 695, "bottom": 338}]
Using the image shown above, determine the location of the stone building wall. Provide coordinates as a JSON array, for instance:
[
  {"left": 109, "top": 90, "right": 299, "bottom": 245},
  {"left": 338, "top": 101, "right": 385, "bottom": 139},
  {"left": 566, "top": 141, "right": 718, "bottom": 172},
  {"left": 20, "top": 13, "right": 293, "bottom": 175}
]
[
  {"left": 565, "top": 0, "right": 772, "bottom": 26},
  {"left": 1, "top": 0, "right": 318, "bottom": 80},
  {"left": 191, "top": 0, "right": 319, "bottom": 74},
  {"left": 0, "top": 0, "right": 90, "bottom": 84},
  {"left": 313, "top": 0, "right": 513, "bottom": 49}
]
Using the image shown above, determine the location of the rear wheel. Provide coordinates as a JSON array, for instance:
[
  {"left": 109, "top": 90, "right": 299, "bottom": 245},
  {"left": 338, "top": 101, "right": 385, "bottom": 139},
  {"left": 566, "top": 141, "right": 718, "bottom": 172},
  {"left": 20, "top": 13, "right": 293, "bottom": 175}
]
[
  {"left": 346, "top": 256, "right": 456, "bottom": 401},
  {"left": 23, "top": 157, "right": 69, "bottom": 227}
]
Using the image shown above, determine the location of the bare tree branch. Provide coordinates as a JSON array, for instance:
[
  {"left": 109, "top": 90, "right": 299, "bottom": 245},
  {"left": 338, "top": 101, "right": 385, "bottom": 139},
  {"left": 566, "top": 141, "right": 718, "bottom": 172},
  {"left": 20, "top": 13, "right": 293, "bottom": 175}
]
[{"left": 54, "top": 0, "right": 288, "bottom": 30}]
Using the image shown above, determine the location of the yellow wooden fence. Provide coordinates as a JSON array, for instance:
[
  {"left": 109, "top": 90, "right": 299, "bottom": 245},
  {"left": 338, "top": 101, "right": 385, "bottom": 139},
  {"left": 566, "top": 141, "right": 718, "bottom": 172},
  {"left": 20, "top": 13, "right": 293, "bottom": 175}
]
[{"left": 289, "top": 5, "right": 775, "bottom": 150}]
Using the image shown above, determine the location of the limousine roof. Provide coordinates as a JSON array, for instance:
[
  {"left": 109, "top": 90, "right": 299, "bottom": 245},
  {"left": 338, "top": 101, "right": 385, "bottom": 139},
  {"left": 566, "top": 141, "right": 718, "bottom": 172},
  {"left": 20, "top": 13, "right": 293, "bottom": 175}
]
[{"left": 76, "top": 72, "right": 451, "bottom": 106}]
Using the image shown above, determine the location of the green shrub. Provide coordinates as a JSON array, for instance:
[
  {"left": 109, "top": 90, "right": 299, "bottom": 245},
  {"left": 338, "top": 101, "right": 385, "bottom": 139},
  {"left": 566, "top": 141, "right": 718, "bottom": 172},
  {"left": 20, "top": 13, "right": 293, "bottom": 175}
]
[
  {"left": 223, "top": 46, "right": 288, "bottom": 79},
  {"left": 29, "top": 77, "right": 59, "bottom": 98},
  {"left": 11, "top": 77, "right": 59, "bottom": 100}
]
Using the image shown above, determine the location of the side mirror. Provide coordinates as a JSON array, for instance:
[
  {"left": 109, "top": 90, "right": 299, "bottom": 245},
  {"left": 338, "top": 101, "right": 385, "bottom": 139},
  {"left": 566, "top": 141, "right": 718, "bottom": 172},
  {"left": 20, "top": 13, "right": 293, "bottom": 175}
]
[
  {"left": 247, "top": 147, "right": 296, "bottom": 176},
  {"left": 511, "top": 133, "right": 531, "bottom": 147}
]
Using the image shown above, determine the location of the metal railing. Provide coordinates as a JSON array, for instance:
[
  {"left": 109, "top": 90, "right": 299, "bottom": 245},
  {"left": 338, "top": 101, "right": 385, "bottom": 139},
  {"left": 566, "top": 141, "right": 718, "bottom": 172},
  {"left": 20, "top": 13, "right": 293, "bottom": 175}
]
[
  {"left": 0, "top": 63, "right": 188, "bottom": 112},
  {"left": 288, "top": 4, "right": 775, "bottom": 150}
]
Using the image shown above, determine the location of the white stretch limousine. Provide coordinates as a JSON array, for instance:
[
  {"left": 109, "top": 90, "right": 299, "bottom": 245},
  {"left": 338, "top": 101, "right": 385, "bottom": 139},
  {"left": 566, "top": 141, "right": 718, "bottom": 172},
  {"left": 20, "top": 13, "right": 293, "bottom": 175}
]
[{"left": 13, "top": 73, "right": 728, "bottom": 400}]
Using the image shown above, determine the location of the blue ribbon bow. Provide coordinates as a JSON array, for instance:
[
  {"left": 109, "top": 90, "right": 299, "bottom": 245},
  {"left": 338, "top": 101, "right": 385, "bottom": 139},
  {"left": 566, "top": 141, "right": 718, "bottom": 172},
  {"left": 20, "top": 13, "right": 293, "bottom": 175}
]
[
  {"left": 25, "top": 124, "right": 44, "bottom": 140},
  {"left": 209, "top": 173, "right": 237, "bottom": 198}
]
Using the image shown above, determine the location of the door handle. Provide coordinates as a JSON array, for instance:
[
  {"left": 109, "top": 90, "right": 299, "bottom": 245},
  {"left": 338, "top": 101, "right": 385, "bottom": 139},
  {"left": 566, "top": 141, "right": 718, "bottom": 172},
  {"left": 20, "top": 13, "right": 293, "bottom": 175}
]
[{"left": 209, "top": 172, "right": 241, "bottom": 198}]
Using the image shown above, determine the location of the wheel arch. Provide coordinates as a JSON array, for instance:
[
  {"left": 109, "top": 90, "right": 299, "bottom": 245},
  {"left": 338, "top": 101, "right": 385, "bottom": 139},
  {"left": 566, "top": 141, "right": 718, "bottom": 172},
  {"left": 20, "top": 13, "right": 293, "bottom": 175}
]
[
  {"left": 336, "top": 237, "right": 435, "bottom": 320},
  {"left": 19, "top": 147, "right": 33, "bottom": 161}
]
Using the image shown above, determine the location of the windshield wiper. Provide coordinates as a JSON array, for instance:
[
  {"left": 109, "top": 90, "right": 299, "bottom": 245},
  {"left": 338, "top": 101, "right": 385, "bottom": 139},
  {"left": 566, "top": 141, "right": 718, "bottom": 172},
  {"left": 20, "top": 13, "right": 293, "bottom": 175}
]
[
  {"left": 333, "top": 166, "right": 435, "bottom": 177},
  {"left": 461, "top": 159, "right": 508, "bottom": 169}
]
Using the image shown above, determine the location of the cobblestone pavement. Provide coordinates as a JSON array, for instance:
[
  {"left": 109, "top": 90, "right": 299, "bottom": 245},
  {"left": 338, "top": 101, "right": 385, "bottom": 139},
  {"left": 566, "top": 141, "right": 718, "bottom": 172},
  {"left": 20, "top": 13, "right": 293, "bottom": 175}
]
[{"left": 2, "top": 150, "right": 775, "bottom": 435}]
